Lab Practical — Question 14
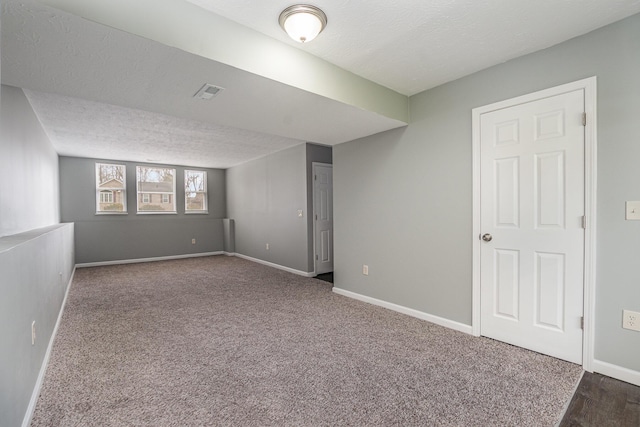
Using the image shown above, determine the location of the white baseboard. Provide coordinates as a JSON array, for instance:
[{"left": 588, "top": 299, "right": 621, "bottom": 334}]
[
  {"left": 332, "top": 287, "right": 474, "bottom": 335},
  {"left": 592, "top": 359, "right": 640, "bottom": 387},
  {"left": 22, "top": 267, "right": 76, "bottom": 427},
  {"left": 233, "top": 253, "right": 315, "bottom": 277},
  {"left": 76, "top": 251, "right": 223, "bottom": 268}
]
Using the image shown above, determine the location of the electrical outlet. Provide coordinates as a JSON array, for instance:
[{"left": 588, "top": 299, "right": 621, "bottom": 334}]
[
  {"left": 31, "top": 321, "right": 36, "bottom": 345},
  {"left": 623, "top": 310, "right": 640, "bottom": 332},
  {"left": 191, "top": 238, "right": 196, "bottom": 244},
  {"left": 362, "top": 265, "right": 369, "bottom": 275},
  {"left": 266, "top": 243, "right": 269, "bottom": 250}
]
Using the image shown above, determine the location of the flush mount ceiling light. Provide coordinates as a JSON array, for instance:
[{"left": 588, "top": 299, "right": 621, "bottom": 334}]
[{"left": 279, "top": 4, "right": 327, "bottom": 43}]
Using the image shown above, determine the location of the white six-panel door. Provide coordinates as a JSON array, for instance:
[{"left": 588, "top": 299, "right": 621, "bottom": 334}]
[
  {"left": 479, "top": 89, "right": 585, "bottom": 364},
  {"left": 313, "top": 164, "right": 333, "bottom": 275}
]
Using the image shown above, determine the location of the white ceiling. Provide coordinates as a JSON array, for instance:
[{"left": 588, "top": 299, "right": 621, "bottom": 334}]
[
  {"left": 185, "top": 0, "right": 640, "bottom": 96},
  {"left": 3, "top": 0, "right": 640, "bottom": 169}
]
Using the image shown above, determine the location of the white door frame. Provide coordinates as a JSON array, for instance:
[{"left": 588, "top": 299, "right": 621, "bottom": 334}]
[{"left": 471, "top": 77, "right": 597, "bottom": 371}]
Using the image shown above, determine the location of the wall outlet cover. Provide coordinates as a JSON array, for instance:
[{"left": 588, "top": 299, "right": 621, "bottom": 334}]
[
  {"left": 623, "top": 309, "right": 640, "bottom": 332},
  {"left": 626, "top": 201, "right": 640, "bottom": 220}
]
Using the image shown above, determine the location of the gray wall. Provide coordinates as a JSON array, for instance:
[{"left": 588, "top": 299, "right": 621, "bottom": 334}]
[
  {"left": 226, "top": 143, "right": 309, "bottom": 272},
  {"left": 0, "top": 85, "right": 60, "bottom": 237},
  {"left": 334, "top": 14, "right": 640, "bottom": 374},
  {"left": 59, "top": 157, "right": 226, "bottom": 264},
  {"left": 0, "top": 85, "right": 75, "bottom": 427},
  {"left": 306, "top": 144, "right": 333, "bottom": 271}
]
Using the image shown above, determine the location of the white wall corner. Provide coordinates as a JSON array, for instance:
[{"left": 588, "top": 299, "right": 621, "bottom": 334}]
[{"left": 232, "top": 253, "right": 315, "bottom": 277}]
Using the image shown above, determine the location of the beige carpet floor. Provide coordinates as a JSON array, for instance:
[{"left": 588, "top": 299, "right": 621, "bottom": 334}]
[{"left": 31, "top": 255, "right": 582, "bottom": 426}]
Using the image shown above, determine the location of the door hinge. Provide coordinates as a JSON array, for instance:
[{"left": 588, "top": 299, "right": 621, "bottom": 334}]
[
  {"left": 580, "top": 316, "right": 584, "bottom": 330},
  {"left": 314, "top": 174, "right": 317, "bottom": 181},
  {"left": 582, "top": 112, "right": 587, "bottom": 126},
  {"left": 315, "top": 214, "right": 318, "bottom": 220},
  {"left": 581, "top": 215, "right": 587, "bottom": 229},
  {"left": 315, "top": 254, "right": 318, "bottom": 260}
]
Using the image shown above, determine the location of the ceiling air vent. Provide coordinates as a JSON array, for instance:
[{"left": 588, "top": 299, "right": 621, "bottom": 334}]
[{"left": 194, "top": 83, "right": 224, "bottom": 100}]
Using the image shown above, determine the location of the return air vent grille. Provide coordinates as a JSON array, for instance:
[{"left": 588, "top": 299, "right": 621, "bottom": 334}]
[{"left": 194, "top": 83, "right": 224, "bottom": 100}]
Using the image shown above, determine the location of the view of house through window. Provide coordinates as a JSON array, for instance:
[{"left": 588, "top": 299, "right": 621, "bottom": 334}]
[
  {"left": 185, "top": 170, "right": 208, "bottom": 213},
  {"left": 136, "top": 166, "right": 176, "bottom": 213},
  {"left": 95, "top": 163, "right": 127, "bottom": 213}
]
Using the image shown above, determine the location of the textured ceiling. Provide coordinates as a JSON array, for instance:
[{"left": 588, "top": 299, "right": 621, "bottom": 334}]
[
  {"left": 3, "top": 0, "right": 640, "bottom": 169},
  {"left": 24, "top": 90, "right": 303, "bottom": 169}
]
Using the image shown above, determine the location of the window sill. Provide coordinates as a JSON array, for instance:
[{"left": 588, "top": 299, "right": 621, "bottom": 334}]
[
  {"left": 185, "top": 211, "right": 209, "bottom": 215},
  {"left": 136, "top": 212, "right": 178, "bottom": 215}
]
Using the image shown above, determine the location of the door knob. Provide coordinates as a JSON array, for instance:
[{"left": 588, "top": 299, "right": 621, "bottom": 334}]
[{"left": 482, "top": 233, "right": 492, "bottom": 242}]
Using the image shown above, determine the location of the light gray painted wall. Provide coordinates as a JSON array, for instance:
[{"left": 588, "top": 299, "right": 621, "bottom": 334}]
[
  {"left": 334, "top": 14, "right": 640, "bottom": 373},
  {"left": 0, "top": 85, "right": 60, "bottom": 237},
  {"left": 59, "top": 157, "right": 226, "bottom": 264},
  {"left": 0, "top": 224, "right": 75, "bottom": 427},
  {"left": 226, "top": 143, "right": 309, "bottom": 272},
  {"left": 0, "top": 85, "right": 74, "bottom": 427},
  {"left": 306, "top": 144, "right": 333, "bottom": 271},
  {"left": 223, "top": 218, "right": 235, "bottom": 253}
]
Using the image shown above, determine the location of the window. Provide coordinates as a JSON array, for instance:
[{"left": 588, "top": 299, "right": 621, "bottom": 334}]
[
  {"left": 136, "top": 166, "right": 176, "bottom": 213},
  {"left": 185, "top": 170, "right": 208, "bottom": 213},
  {"left": 96, "top": 163, "right": 126, "bottom": 213},
  {"left": 100, "top": 191, "right": 113, "bottom": 204}
]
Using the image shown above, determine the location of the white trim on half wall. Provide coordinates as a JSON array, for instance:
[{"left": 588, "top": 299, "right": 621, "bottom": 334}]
[{"left": 76, "top": 251, "right": 223, "bottom": 268}]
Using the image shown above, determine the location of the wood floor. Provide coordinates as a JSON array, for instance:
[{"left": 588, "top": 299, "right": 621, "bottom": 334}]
[{"left": 560, "top": 372, "right": 640, "bottom": 426}]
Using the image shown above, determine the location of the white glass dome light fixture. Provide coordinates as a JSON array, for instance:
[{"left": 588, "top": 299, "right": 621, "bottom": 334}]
[{"left": 279, "top": 5, "right": 327, "bottom": 43}]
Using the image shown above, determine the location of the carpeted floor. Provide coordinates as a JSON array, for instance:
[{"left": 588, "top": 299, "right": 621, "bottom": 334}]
[{"left": 31, "top": 256, "right": 582, "bottom": 426}]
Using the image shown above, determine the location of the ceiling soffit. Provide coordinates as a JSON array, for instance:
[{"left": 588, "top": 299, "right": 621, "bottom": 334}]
[{"left": 38, "top": 0, "right": 409, "bottom": 124}]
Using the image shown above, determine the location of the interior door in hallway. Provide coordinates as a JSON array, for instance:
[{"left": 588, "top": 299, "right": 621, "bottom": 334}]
[
  {"left": 313, "top": 163, "right": 333, "bottom": 275},
  {"left": 479, "top": 89, "right": 585, "bottom": 364}
]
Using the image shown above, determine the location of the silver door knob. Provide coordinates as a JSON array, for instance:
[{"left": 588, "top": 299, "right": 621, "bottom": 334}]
[{"left": 482, "top": 233, "right": 492, "bottom": 242}]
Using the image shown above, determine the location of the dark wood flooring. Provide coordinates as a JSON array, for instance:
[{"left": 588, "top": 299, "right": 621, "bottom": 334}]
[
  {"left": 314, "top": 272, "right": 333, "bottom": 283},
  {"left": 560, "top": 372, "right": 640, "bottom": 426}
]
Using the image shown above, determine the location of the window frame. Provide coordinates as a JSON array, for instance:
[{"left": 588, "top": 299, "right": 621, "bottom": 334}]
[
  {"left": 136, "top": 166, "right": 177, "bottom": 214},
  {"left": 184, "top": 169, "right": 208, "bottom": 214},
  {"left": 100, "top": 191, "right": 114, "bottom": 204},
  {"left": 95, "top": 162, "right": 127, "bottom": 214}
]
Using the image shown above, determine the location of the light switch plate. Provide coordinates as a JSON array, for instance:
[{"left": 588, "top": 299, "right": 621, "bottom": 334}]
[{"left": 626, "top": 201, "right": 640, "bottom": 220}]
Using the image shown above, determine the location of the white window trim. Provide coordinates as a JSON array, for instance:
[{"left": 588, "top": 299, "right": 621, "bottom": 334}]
[
  {"left": 184, "top": 170, "right": 208, "bottom": 213},
  {"left": 136, "top": 166, "right": 177, "bottom": 214},
  {"left": 95, "top": 162, "right": 127, "bottom": 214}
]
